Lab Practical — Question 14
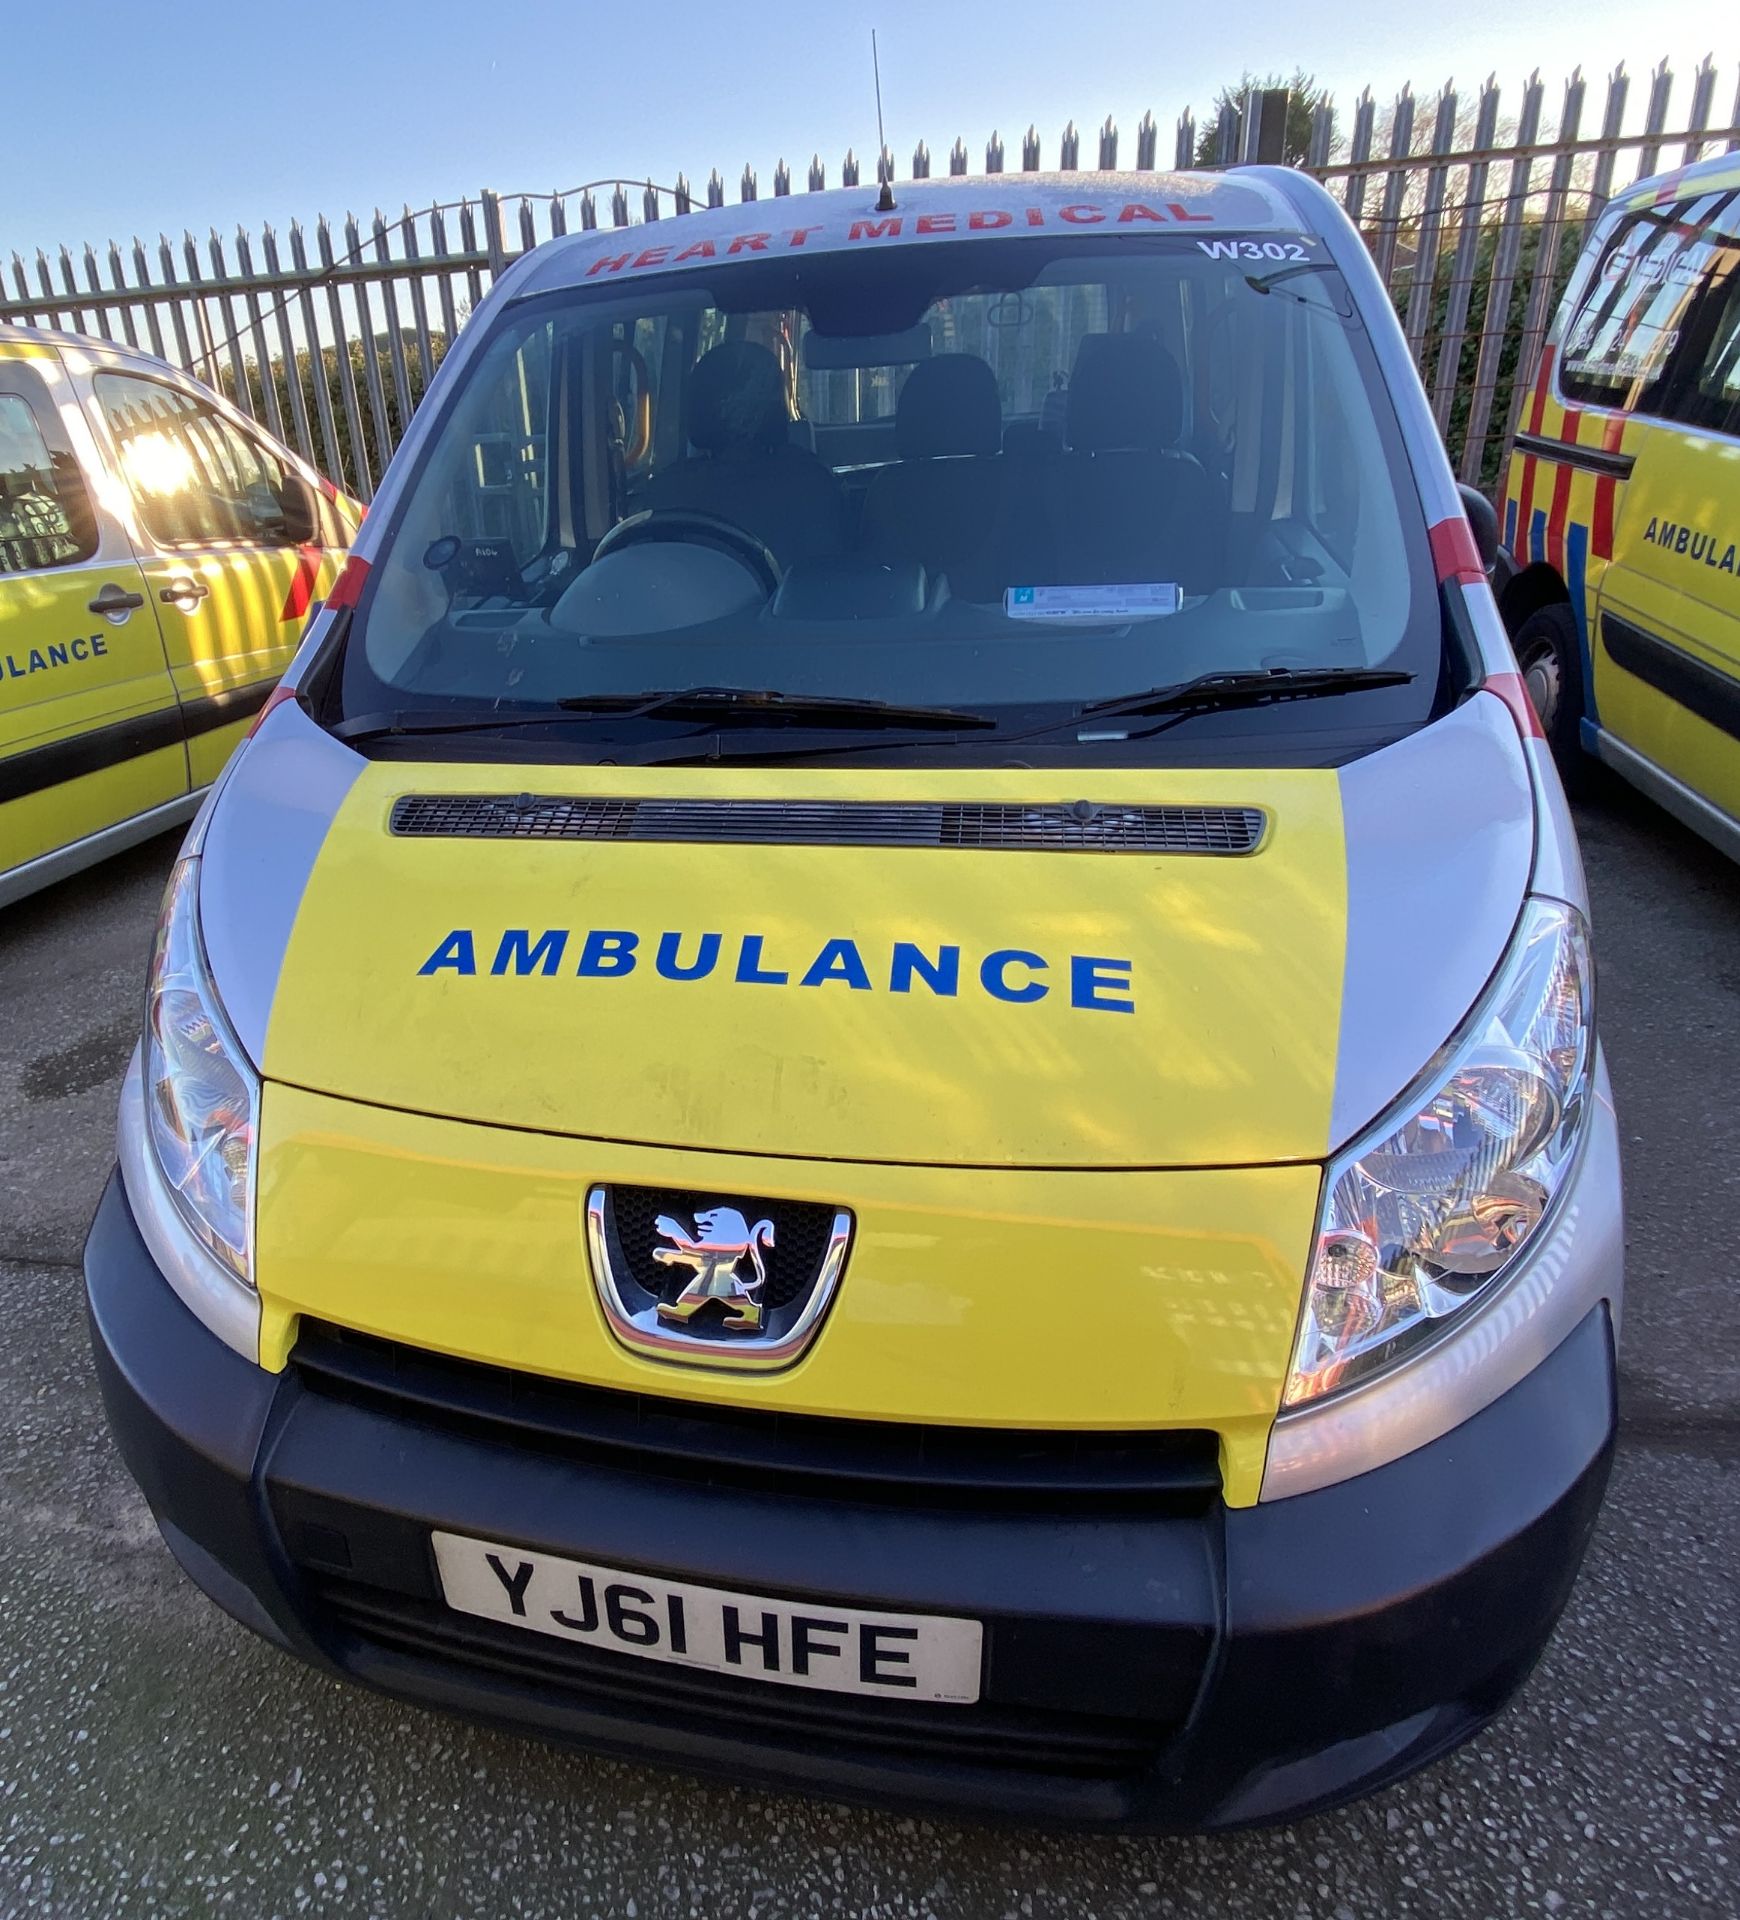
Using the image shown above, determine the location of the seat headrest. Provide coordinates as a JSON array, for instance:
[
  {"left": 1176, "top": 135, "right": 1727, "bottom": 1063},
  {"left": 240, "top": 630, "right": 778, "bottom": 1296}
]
[
  {"left": 895, "top": 354, "right": 1001, "bottom": 458},
  {"left": 687, "top": 341, "right": 789, "bottom": 454},
  {"left": 1066, "top": 334, "right": 1185, "bottom": 452}
]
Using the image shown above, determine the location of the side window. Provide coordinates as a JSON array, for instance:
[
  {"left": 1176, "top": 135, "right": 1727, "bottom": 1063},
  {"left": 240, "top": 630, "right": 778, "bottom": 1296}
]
[
  {"left": 372, "top": 316, "right": 553, "bottom": 627},
  {"left": 92, "top": 372, "right": 317, "bottom": 549},
  {"left": 0, "top": 389, "right": 98, "bottom": 575},
  {"left": 435, "top": 321, "right": 551, "bottom": 557},
  {"left": 1558, "top": 194, "right": 1740, "bottom": 414},
  {"left": 1653, "top": 262, "right": 1740, "bottom": 438}
]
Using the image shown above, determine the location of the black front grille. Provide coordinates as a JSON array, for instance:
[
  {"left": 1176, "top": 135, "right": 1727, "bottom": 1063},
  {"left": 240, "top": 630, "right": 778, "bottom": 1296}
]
[
  {"left": 311, "top": 1576, "right": 1169, "bottom": 1780},
  {"left": 391, "top": 793, "right": 638, "bottom": 840},
  {"left": 291, "top": 1321, "right": 1221, "bottom": 1514},
  {"left": 936, "top": 802, "right": 1265, "bottom": 853},
  {"left": 389, "top": 794, "right": 1266, "bottom": 855},
  {"left": 607, "top": 1184, "right": 837, "bottom": 1314}
]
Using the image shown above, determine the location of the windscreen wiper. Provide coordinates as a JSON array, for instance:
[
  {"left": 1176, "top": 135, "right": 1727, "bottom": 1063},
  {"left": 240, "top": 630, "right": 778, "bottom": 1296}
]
[
  {"left": 331, "top": 709, "right": 603, "bottom": 744},
  {"left": 1244, "top": 260, "right": 1341, "bottom": 295},
  {"left": 331, "top": 687, "right": 995, "bottom": 746},
  {"left": 556, "top": 686, "right": 996, "bottom": 730},
  {"left": 998, "top": 665, "right": 1415, "bottom": 745},
  {"left": 618, "top": 666, "right": 1415, "bottom": 767},
  {"left": 1243, "top": 260, "right": 1355, "bottom": 314}
]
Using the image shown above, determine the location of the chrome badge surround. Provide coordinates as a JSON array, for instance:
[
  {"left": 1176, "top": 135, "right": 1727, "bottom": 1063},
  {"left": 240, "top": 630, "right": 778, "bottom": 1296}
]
[{"left": 584, "top": 1186, "right": 853, "bottom": 1371}]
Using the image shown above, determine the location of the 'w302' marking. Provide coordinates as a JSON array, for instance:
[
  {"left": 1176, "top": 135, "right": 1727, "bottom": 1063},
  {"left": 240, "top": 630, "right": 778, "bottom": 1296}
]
[{"left": 1196, "top": 239, "right": 1314, "bottom": 261}]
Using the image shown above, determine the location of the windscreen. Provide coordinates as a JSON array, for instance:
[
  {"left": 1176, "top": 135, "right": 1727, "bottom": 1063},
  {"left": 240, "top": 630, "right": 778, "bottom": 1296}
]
[{"left": 342, "top": 233, "right": 1437, "bottom": 753}]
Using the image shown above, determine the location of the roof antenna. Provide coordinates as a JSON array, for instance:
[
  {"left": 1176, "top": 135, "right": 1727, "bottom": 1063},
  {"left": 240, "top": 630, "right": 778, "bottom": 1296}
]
[{"left": 871, "top": 29, "right": 896, "bottom": 211}]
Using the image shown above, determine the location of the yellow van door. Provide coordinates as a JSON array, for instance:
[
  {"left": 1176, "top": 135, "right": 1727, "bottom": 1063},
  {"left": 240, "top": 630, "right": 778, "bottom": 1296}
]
[
  {"left": 0, "top": 357, "right": 186, "bottom": 896},
  {"left": 84, "top": 367, "right": 344, "bottom": 788},
  {"left": 1596, "top": 425, "right": 1740, "bottom": 821},
  {"left": 1587, "top": 199, "right": 1740, "bottom": 826}
]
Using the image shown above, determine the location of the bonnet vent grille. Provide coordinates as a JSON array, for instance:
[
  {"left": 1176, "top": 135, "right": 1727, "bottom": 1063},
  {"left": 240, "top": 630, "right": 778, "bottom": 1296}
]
[{"left": 389, "top": 794, "right": 1266, "bottom": 855}]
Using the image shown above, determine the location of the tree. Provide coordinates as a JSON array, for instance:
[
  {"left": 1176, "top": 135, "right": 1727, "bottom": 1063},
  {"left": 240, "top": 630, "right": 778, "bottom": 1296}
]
[
  {"left": 1410, "top": 215, "right": 1587, "bottom": 489},
  {"left": 1194, "top": 69, "right": 1334, "bottom": 167},
  {"left": 212, "top": 327, "right": 454, "bottom": 498}
]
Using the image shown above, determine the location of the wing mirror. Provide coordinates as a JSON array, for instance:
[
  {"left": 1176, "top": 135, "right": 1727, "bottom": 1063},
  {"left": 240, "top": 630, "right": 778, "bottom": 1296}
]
[{"left": 1458, "top": 483, "right": 1500, "bottom": 573}]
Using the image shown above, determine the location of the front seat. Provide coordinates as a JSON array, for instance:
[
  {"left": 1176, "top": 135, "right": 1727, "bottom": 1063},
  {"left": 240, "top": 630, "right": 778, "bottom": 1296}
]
[
  {"left": 638, "top": 341, "right": 848, "bottom": 570},
  {"left": 857, "top": 354, "right": 1032, "bottom": 600},
  {"left": 1046, "top": 333, "right": 1218, "bottom": 591}
]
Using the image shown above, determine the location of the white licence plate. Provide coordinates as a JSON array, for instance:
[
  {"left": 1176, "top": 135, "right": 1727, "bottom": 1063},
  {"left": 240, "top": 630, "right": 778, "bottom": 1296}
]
[{"left": 432, "top": 1531, "right": 984, "bottom": 1703}]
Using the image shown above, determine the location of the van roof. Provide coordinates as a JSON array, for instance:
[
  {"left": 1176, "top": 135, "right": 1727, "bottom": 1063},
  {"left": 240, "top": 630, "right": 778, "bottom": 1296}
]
[
  {"left": 515, "top": 170, "right": 1309, "bottom": 299},
  {"left": 1615, "top": 147, "right": 1740, "bottom": 212},
  {"left": 0, "top": 319, "right": 177, "bottom": 375},
  {"left": 0, "top": 320, "right": 73, "bottom": 360}
]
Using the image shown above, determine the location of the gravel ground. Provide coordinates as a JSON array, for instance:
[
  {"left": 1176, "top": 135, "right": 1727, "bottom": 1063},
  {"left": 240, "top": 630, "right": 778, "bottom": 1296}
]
[{"left": 0, "top": 773, "right": 1735, "bottom": 1919}]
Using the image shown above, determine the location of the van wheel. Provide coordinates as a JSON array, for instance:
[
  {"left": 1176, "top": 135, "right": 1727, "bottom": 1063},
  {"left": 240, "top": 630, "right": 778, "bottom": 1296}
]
[{"left": 1512, "top": 602, "right": 1593, "bottom": 799}]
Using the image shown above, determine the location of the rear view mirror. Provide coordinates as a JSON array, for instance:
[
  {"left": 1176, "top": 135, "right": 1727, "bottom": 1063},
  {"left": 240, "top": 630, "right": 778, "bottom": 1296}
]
[
  {"left": 1458, "top": 483, "right": 1499, "bottom": 573},
  {"left": 802, "top": 325, "right": 933, "bottom": 371}
]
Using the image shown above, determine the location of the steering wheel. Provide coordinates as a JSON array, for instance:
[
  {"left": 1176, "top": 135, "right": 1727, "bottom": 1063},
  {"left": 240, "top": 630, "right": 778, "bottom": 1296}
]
[{"left": 592, "top": 510, "right": 782, "bottom": 597}]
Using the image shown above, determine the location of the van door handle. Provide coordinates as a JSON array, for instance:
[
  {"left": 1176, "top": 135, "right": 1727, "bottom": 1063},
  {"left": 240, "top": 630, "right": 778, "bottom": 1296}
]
[
  {"left": 159, "top": 577, "right": 210, "bottom": 606},
  {"left": 87, "top": 585, "right": 146, "bottom": 615}
]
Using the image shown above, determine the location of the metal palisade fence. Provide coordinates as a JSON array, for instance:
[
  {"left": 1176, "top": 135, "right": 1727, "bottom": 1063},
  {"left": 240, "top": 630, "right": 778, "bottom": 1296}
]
[{"left": 6, "top": 54, "right": 1737, "bottom": 499}]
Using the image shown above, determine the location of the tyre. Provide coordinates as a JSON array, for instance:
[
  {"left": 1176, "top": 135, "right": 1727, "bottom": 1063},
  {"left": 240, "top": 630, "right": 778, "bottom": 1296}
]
[{"left": 1512, "top": 602, "right": 1594, "bottom": 799}]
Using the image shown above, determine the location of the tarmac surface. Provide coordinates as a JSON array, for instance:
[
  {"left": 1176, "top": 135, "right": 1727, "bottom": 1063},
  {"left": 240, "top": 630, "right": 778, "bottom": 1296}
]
[{"left": 0, "top": 774, "right": 1735, "bottom": 1918}]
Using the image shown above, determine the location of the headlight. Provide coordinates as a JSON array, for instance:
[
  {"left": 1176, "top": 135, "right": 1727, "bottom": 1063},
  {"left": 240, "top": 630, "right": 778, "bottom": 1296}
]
[
  {"left": 144, "top": 858, "right": 258, "bottom": 1286},
  {"left": 1286, "top": 897, "right": 1593, "bottom": 1408}
]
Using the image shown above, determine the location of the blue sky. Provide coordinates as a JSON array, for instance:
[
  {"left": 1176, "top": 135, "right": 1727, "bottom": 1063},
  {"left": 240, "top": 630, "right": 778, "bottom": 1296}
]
[{"left": 1, "top": 0, "right": 1731, "bottom": 260}]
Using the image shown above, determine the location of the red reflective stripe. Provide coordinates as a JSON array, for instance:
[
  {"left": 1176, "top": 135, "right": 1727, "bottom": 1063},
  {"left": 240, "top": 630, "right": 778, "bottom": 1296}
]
[
  {"left": 326, "top": 554, "right": 370, "bottom": 609},
  {"left": 1527, "top": 345, "right": 1556, "bottom": 435},
  {"left": 1485, "top": 672, "right": 1545, "bottom": 741},
  {"left": 1547, "top": 461, "right": 1574, "bottom": 574},
  {"left": 1592, "top": 473, "right": 1617, "bottom": 560},
  {"left": 1428, "top": 515, "right": 1485, "bottom": 584},
  {"left": 1516, "top": 453, "right": 1539, "bottom": 553},
  {"left": 1601, "top": 412, "right": 1626, "bottom": 454},
  {"left": 279, "top": 543, "right": 324, "bottom": 624},
  {"left": 245, "top": 682, "right": 298, "bottom": 739}
]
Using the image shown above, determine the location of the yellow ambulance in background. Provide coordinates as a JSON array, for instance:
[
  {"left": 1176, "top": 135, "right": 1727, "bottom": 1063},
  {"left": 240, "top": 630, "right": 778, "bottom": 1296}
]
[
  {"left": 0, "top": 323, "right": 360, "bottom": 905},
  {"left": 1497, "top": 150, "right": 1740, "bottom": 855}
]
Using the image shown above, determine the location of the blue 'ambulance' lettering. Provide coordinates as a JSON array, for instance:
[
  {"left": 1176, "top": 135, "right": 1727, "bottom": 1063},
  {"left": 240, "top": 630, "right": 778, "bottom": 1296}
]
[
  {"left": 1071, "top": 955, "right": 1135, "bottom": 1013},
  {"left": 492, "top": 929, "right": 567, "bottom": 975},
  {"left": 735, "top": 934, "right": 788, "bottom": 985},
  {"left": 3, "top": 633, "right": 107, "bottom": 679},
  {"left": 656, "top": 931, "right": 721, "bottom": 979},
  {"left": 980, "top": 950, "right": 1048, "bottom": 1003},
  {"left": 577, "top": 930, "right": 637, "bottom": 975},
  {"left": 800, "top": 938, "right": 871, "bottom": 990},
  {"left": 419, "top": 929, "right": 477, "bottom": 975},
  {"left": 889, "top": 942, "right": 959, "bottom": 996},
  {"left": 417, "top": 928, "right": 1136, "bottom": 1012},
  {"left": 1642, "top": 515, "right": 1739, "bottom": 578}
]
